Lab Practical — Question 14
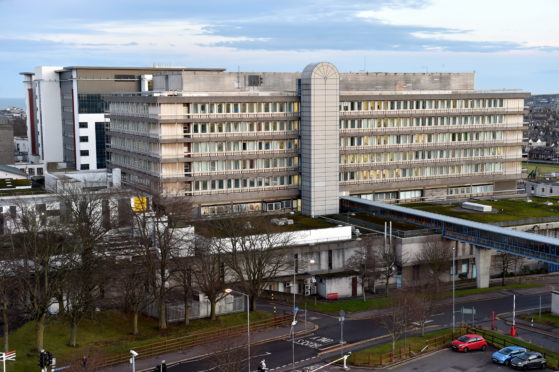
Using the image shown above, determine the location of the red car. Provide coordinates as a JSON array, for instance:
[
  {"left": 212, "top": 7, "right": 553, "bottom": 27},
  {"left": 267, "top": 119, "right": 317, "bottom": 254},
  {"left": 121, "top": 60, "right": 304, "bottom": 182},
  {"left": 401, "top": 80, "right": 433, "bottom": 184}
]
[{"left": 451, "top": 334, "right": 488, "bottom": 352}]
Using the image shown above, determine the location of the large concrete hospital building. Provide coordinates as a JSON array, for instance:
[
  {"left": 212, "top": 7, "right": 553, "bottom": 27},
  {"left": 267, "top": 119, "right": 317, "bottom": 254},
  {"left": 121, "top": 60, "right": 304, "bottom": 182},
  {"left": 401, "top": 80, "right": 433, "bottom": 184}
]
[{"left": 105, "top": 62, "right": 527, "bottom": 217}]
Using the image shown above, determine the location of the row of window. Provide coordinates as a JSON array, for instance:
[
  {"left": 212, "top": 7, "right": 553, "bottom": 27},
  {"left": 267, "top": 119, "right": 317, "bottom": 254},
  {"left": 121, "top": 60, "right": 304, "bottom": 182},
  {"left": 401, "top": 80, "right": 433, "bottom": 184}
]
[
  {"left": 191, "top": 120, "right": 298, "bottom": 134},
  {"left": 192, "top": 157, "right": 297, "bottom": 172},
  {"left": 356, "top": 190, "right": 421, "bottom": 201},
  {"left": 110, "top": 102, "right": 149, "bottom": 115},
  {"left": 111, "top": 137, "right": 151, "bottom": 153},
  {"left": 192, "top": 175, "right": 298, "bottom": 192},
  {"left": 339, "top": 163, "right": 504, "bottom": 182},
  {"left": 200, "top": 200, "right": 296, "bottom": 216},
  {"left": 339, "top": 115, "right": 505, "bottom": 129},
  {"left": 191, "top": 139, "right": 297, "bottom": 153},
  {"left": 339, "top": 98, "right": 505, "bottom": 111},
  {"left": 448, "top": 184, "right": 494, "bottom": 195},
  {"left": 340, "top": 131, "right": 504, "bottom": 147},
  {"left": 112, "top": 154, "right": 156, "bottom": 172},
  {"left": 109, "top": 119, "right": 153, "bottom": 135},
  {"left": 340, "top": 147, "right": 505, "bottom": 164},
  {"left": 190, "top": 102, "right": 299, "bottom": 114}
]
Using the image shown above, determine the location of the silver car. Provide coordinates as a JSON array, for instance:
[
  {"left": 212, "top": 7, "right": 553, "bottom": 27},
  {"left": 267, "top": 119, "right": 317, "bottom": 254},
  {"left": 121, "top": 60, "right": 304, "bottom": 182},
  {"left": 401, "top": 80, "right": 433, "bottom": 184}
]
[{"left": 510, "top": 352, "right": 547, "bottom": 370}]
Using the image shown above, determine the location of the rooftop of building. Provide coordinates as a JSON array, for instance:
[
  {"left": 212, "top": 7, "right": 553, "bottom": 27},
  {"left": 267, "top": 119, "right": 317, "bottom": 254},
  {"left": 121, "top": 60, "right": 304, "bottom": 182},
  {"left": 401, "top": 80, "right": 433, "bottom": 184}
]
[
  {"left": 192, "top": 213, "right": 337, "bottom": 237},
  {"left": 402, "top": 197, "right": 559, "bottom": 226}
]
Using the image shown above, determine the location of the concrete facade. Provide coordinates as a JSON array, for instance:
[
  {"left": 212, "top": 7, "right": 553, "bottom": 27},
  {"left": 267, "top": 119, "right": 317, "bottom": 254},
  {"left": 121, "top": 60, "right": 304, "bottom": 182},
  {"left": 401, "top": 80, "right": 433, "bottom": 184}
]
[
  {"left": 301, "top": 63, "right": 340, "bottom": 216},
  {"left": 105, "top": 62, "right": 527, "bottom": 217}
]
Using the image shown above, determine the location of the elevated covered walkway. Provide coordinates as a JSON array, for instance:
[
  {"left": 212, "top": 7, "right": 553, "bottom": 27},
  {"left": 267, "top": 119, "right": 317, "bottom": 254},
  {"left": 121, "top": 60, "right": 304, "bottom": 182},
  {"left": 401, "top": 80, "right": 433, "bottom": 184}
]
[{"left": 341, "top": 196, "right": 559, "bottom": 287}]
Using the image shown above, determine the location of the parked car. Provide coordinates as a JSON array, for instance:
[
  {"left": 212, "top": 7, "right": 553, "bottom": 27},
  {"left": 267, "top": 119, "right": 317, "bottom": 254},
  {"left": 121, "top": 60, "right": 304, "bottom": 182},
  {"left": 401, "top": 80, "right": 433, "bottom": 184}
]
[
  {"left": 510, "top": 352, "right": 547, "bottom": 370},
  {"left": 491, "top": 346, "right": 527, "bottom": 365},
  {"left": 451, "top": 334, "right": 488, "bottom": 352}
]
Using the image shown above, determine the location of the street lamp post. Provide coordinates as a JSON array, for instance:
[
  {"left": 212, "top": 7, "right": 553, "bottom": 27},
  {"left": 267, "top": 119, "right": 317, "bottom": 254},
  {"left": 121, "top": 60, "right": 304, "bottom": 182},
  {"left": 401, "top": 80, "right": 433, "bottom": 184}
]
[
  {"left": 290, "top": 256, "right": 315, "bottom": 371},
  {"left": 292, "top": 257, "right": 316, "bottom": 312},
  {"left": 452, "top": 243, "right": 456, "bottom": 332},
  {"left": 225, "top": 288, "right": 250, "bottom": 372},
  {"left": 129, "top": 350, "right": 138, "bottom": 372}
]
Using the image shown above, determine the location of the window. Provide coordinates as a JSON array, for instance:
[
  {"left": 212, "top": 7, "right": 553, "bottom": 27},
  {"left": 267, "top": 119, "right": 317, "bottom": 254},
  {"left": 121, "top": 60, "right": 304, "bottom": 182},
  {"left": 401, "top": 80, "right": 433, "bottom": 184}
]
[
  {"left": 79, "top": 136, "right": 89, "bottom": 143},
  {"left": 80, "top": 150, "right": 89, "bottom": 156},
  {"left": 328, "top": 250, "right": 333, "bottom": 270},
  {"left": 80, "top": 164, "right": 90, "bottom": 170},
  {"left": 79, "top": 122, "right": 88, "bottom": 129}
]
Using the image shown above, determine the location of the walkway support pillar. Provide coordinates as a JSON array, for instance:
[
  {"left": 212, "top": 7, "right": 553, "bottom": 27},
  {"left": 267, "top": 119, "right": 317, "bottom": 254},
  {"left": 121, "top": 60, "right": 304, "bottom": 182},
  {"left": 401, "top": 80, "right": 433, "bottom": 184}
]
[{"left": 474, "top": 246, "right": 491, "bottom": 288}]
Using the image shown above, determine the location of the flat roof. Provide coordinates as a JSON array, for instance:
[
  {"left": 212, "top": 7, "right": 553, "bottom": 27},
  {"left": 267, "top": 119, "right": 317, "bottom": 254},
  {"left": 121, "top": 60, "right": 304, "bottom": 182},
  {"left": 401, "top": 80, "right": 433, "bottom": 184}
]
[
  {"left": 342, "top": 196, "right": 559, "bottom": 246},
  {"left": 58, "top": 66, "right": 226, "bottom": 72}
]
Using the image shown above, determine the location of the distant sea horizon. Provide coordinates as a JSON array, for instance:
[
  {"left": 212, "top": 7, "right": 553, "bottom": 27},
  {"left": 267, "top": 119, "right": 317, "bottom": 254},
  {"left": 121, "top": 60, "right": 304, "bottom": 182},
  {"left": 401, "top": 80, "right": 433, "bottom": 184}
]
[{"left": 0, "top": 97, "right": 25, "bottom": 110}]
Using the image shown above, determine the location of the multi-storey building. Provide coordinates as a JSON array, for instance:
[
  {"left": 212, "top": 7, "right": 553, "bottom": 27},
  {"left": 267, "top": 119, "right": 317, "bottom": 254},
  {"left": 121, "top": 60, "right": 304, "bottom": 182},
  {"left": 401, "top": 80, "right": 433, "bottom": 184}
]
[
  {"left": 106, "top": 62, "right": 528, "bottom": 217},
  {"left": 21, "top": 66, "right": 218, "bottom": 171}
]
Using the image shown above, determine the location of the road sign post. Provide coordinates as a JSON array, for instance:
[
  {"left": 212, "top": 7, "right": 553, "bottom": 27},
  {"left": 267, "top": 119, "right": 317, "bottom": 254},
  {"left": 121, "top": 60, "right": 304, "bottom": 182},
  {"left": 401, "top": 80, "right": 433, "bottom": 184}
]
[
  {"left": 0, "top": 350, "right": 16, "bottom": 372},
  {"left": 339, "top": 310, "right": 345, "bottom": 357}
]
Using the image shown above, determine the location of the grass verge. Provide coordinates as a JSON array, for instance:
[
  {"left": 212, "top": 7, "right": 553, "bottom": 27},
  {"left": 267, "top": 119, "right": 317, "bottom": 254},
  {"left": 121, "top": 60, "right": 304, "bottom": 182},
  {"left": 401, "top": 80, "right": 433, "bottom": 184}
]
[
  {"left": 520, "top": 312, "right": 559, "bottom": 328},
  {"left": 0, "top": 310, "right": 272, "bottom": 372},
  {"left": 454, "top": 283, "right": 543, "bottom": 297},
  {"left": 305, "top": 297, "right": 391, "bottom": 315}
]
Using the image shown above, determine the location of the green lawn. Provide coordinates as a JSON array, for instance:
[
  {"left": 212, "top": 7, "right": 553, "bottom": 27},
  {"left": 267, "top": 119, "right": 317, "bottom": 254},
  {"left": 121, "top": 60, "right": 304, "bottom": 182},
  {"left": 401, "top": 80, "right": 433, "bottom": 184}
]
[
  {"left": 454, "top": 283, "right": 543, "bottom": 297},
  {"left": 0, "top": 310, "right": 272, "bottom": 372},
  {"left": 305, "top": 297, "right": 392, "bottom": 315},
  {"left": 404, "top": 198, "right": 559, "bottom": 223},
  {"left": 352, "top": 212, "right": 426, "bottom": 231},
  {"left": 349, "top": 328, "right": 459, "bottom": 366},
  {"left": 520, "top": 312, "right": 559, "bottom": 328},
  {"left": 523, "top": 162, "right": 559, "bottom": 175}
]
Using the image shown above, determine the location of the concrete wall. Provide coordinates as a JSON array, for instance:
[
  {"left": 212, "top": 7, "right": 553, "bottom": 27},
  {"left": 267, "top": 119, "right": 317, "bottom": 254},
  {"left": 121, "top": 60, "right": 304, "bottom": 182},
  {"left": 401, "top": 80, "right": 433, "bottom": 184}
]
[
  {"left": 317, "top": 276, "right": 361, "bottom": 298},
  {"left": 154, "top": 71, "right": 300, "bottom": 93},
  {"left": 34, "top": 66, "right": 64, "bottom": 163},
  {"left": 552, "top": 291, "right": 559, "bottom": 316},
  {"left": 339, "top": 72, "right": 475, "bottom": 91},
  {"left": 300, "top": 62, "right": 340, "bottom": 216},
  {"left": 0, "top": 124, "right": 14, "bottom": 164}
]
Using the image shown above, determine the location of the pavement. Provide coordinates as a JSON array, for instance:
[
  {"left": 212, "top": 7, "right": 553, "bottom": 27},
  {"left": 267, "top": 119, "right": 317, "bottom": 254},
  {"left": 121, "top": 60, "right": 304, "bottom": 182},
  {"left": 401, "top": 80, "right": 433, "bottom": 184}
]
[
  {"left": 100, "top": 320, "right": 317, "bottom": 372},
  {"left": 100, "top": 274, "right": 559, "bottom": 372}
]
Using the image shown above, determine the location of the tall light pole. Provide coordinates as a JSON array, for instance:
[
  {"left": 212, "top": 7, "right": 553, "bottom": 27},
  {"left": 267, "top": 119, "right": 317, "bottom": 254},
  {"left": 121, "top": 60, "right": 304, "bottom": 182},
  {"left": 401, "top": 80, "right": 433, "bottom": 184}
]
[
  {"left": 293, "top": 256, "right": 316, "bottom": 311},
  {"left": 452, "top": 243, "right": 456, "bottom": 332},
  {"left": 225, "top": 288, "right": 250, "bottom": 372},
  {"left": 291, "top": 256, "right": 316, "bottom": 371},
  {"left": 129, "top": 350, "right": 138, "bottom": 372}
]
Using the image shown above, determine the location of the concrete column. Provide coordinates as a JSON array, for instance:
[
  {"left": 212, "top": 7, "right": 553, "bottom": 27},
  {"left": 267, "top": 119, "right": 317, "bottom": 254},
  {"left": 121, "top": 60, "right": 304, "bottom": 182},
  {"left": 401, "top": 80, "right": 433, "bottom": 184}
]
[
  {"left": 300, "top": 62, "right": 340, "bottom": 217},
  {"left": 474, "top": 246, "right": 491, "bottom": 288}
]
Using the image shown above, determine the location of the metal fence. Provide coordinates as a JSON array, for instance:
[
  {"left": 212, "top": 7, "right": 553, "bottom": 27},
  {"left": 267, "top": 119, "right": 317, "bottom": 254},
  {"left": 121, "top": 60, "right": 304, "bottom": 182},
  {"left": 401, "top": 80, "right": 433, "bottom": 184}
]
[
  {"left": 96, "top": 315, "right": 291, "bottom": 368},
  {"left": 144, "top": 295, "right": 245, "bottom": 322}
]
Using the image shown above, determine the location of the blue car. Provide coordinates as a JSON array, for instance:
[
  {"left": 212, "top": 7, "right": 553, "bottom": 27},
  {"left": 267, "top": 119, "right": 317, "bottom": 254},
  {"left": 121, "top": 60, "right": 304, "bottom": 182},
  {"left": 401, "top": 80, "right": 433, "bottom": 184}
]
[{"left": 491, "top": 346, "right": 527, "bottom": 365}]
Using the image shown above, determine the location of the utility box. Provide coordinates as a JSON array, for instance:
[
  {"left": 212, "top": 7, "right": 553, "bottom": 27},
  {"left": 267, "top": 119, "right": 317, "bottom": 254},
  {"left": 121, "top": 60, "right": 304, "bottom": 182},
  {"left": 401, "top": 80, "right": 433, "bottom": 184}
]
[{"left": 552, "top": 291, "right": 559, "bottom": 316}]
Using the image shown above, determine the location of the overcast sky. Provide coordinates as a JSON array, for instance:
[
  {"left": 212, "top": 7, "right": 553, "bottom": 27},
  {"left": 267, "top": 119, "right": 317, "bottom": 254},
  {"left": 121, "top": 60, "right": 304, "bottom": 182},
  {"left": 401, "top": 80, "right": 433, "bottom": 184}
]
[{"left": 1, "top": 0, "right": 558, "bottom": 97}]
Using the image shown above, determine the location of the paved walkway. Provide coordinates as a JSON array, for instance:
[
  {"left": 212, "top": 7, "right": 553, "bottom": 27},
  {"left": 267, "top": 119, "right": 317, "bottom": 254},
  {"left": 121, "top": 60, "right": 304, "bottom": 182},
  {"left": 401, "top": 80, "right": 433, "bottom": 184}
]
[
  {"left": 101, "top": 274, "right": 559, "bottom": 372},
  {"left": 100, "top": 321, "right": 317, "bottom": 372}
]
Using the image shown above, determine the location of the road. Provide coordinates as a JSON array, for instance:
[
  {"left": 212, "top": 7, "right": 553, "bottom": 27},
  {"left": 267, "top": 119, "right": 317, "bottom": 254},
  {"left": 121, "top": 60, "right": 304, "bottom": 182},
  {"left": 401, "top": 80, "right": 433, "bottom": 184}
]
[{"left": 168, "top": 291, "right": 553, "bottom": 372}]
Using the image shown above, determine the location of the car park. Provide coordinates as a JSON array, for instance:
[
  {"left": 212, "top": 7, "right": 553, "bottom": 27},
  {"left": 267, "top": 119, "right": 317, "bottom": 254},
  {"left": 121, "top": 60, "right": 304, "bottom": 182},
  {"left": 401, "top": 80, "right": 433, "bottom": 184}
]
[
  {"left": 510, "top": 352, "right": 547, "bottom": 370},
  {"left": 491, "top": 346, "right": 527, "bottom": 366},
  {"left": 451, "top": 334, "right": 488, "bottom": 352}
]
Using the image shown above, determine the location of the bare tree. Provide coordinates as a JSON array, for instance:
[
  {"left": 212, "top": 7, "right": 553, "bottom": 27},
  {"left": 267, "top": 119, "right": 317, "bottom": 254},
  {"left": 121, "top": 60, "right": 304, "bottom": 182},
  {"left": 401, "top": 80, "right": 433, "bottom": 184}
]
[
  {"left": 380, "top": 289, "right": 412, "bottom": 352},
  {"left": 121, "top": 261, "right": 152, "bottom": 335},
  {"left": 131, "top": 194, "right": 193, "bottom": 330},
  {"left": 346, "top": 236, "right": 380, "bottom": 300},
  {"left": 496, "top": 252, "right": 520, "bottom": 286},
  {"left": 416, "top": 241, "right": 451, "bottom": 293},
  {"left": 8, "top": 202, "right": 66, "bottom": 350},
  {"left": 57, "top": 185, "right": 114, "bottom": 347},
  {"left": 212, "top": 218, "right": 291, "bottom": 311},
  {"left": 379, "top": 246, "right": 398, "bottom": 297},
  {"left": 407, "top": 284, "right": 440, "bottom": 336},
  {"left": 171, "top": 258, "right": 193, "bottom": 326},
  {"left": 208, "top": 335, "right": 248, "bottom": 372},
  {"left": 192, "top": 236, "right": 227, "bottom": 321}
]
